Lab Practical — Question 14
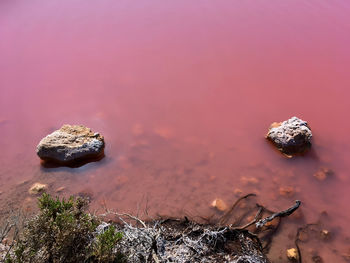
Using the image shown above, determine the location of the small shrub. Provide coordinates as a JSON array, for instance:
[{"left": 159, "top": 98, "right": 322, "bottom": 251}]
[
  {"left": 6, "top": 193, "right": 123, "bottom": 263},
  {"left": 91, "top": 225, "right": 124, "bottom": 263}
]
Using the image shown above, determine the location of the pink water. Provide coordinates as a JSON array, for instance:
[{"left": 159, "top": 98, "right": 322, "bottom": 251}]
[{"left": 1, "top": 0, "right": 350, "bottom": 261}]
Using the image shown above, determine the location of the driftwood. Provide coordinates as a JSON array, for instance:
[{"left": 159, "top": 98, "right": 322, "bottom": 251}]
[{"left": 256, "top": 200, "right": 301, "bottom": 228}]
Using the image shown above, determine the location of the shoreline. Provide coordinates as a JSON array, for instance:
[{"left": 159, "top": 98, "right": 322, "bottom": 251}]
[{"left": 1, "top": 193, "right": 302, "bottom": 263}]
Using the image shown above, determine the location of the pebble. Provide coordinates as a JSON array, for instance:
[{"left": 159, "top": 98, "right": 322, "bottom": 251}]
[
  {"left": 234, "top": 188, "right": 243, "bottom": 197},
  {"left": 286, "top": 248, "right": 299, "bottom": 261},
  {"left": 279, "top": 186, "right": 295, "bottom": 197},
  {"left": 154, "top": 127, "right": 173, "bottom": 139},
  {"left": 55, "top": 186, "right": 65, "bottom": 193},
  {"left": 17, "top": 180, "right": 29, "bottom": 186},
  {"left": 29, "top": 183, "right": 47, "bottom": 195},
  {"left": 240, "top": 176, "right": 259, "bottom": 185},
  {"left": 211, "top": 198, "right": 228, "bottom": 212},
  {"left": 313, "top": 168, "right": 333, "bottom": 181},
  {"left": 320, "top": 229, "right": 331, "bottom": 240}
]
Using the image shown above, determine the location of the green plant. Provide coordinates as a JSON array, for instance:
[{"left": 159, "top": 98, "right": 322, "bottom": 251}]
[
  {"left": 6, "top": 194, "right": 98, "bottom": 263},
  {"left": 5, "top": 194, "right": 125, "bottom": 263},
  {"left": 92, "top": 225, "right": 124, "bottom": 263}
]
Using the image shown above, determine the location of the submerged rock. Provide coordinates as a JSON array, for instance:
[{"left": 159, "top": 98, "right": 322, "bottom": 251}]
[
  {"left": 313, "top": 167, "right": 333, "bottom": 181},
  {"left": 29, "top": 183, "right": 47, "bottom": 195},
  {"left": 279, "top": 186, "right": 295, "bottom": 197},
  {"left": 320, "top": 229, "right": 331, "bottom": 240},
  {"left": 55, "top": 186, "right": 65, "bottom": 193},
  {"left": 36, "top": 125, "right": 105, "bottom": 164},
  {"left": 286, "top": 248, "right": 299, "bottom": 261},
  {"left": 211, "top": 198, "right": 228, "bottom": 212},
  {"left": 240, "top": 176, "right": 259, "bottom": 185},
  {"left": 266, "top": 117, "right": 312, "bottom": 155}
]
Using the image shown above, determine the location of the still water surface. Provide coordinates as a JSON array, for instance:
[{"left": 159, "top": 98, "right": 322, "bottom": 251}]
[{"left": 1, "top": 0, "right": 350, "bottom": 261}]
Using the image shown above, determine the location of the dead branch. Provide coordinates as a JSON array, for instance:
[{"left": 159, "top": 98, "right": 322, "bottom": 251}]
[
  {"left": 0, "top": 222, "right": 15, "bottom": 243},
  {"left": 236, "top": 206, "right": 264, "bottom": 230},
  {"left": 1, "top": 214, "right": 23, "bottom": 263},
  {"left": 256, "top": 200, "right": 301, "bottom": 228},
  {"left": 101, "top": 210, "right": 147, "bottom": 228},
  {"left": 219, "top": 193, "right": 256, "bottom": 225}
]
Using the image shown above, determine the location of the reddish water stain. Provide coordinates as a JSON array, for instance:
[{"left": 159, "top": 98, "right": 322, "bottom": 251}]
[{"left": 1, "top": 0, "right": 350, "bottom": 261}]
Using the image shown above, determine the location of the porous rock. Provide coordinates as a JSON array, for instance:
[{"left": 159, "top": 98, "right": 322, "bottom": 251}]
[
  {"left": 266, "top": 117, "right": 312, "bottom": 155},
  {"left": 36, "top": 125, "right": 104, "bottom": 164},
  {"left": 29, "top": 183, "right": 47, "bottom": 195}
]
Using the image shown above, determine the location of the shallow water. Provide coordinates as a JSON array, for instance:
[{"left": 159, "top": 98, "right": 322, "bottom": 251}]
[{"left": 1, "top": 0, "right": 350, "bottom": 261}]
